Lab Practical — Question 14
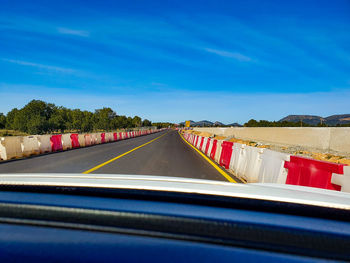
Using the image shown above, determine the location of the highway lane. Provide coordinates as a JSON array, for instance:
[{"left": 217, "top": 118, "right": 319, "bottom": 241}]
[{"left": 0, "top": 130, "right": 235, "bottom": 182}]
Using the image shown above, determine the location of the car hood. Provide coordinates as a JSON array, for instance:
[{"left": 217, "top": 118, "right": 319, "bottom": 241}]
[{"left": 0, "top": 173, "right": 349, "bottom": 210}]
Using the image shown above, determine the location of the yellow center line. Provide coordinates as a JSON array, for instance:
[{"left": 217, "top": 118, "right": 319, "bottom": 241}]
[
  {"left": 178, "top": 131, "right": 237, "bottom": 183},
  {"left": 82, "top": 132, "right": 168, "bottom": 174}
]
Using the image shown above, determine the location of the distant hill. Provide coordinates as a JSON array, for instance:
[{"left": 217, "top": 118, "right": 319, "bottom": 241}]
[
  {"left": 279, "top": 114, "right": 350, "bottom": 125},
  {"left": 325, "top": 114, "right": 350, "bottom": 125},
  {"left": 179, "top": 120, "right": 242, "bottom": 127},
  {"left": 279, "top": 115, "right": 324, "bottom": 125},
  {"left": 227, "top": 123, "right": 243, "bottom": 127}
]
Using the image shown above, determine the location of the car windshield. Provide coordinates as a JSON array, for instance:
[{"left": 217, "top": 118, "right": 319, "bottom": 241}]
[{"left": 0, "top": 0, "right": 349, "bottom": 205}]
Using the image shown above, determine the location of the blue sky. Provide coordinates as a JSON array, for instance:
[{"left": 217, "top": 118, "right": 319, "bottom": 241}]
[{"left": 0, "top": 0, "right": 349, "bottom": 124}]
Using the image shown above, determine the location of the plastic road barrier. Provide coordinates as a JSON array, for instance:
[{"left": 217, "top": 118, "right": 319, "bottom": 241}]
[
  {"left": 101, "top": 133, "right": 106, "bottom": 144},
  {"left": 219, "top": 141, "right": 234, "bottom": 169},
  {"left": 89, "top": 134, "right": 95, "bottom": 145},
  {"left": 0, "top": 136, "right": 23, "bottom": 160},
  {"left": 196, "top": 136, "right": 201, "bottom": 148},
  {"left": 332, "top": 166, "right": 350, "bottom": 193},
  {"left": 205, "top": 138, "right": 211, "bottom": 155},
  {"left": 191, "top": 134, "right": 195, "bottom": 145},
  {"left": 70, "top": 134, "right": 80, "bottom": 148},
  {"left": 21, "top": 136, "right": 40, "bottom": 156},
  {"left": 61, "top": 134, "right": 72, "bottom": 150},
  {"left": 36, "top": 135, "right": 52, "bottom": 154},
  {"left": 201, "top": 137, "right": 208, "bottom": 152},
  {"left": 214, "top": 140, "right": 223, "bottom": 163},
  {"left": 258, "top": 149, "right": 290, "bottom": 184},
  {"left": 285, "top": 156, "right": 345, "bottom": 191},
  {"left": 95, "top": 133, "right": 101, "bottom": 144},
  {"left": 194, "top": 136, "right": 199, "bottom": 148},
  {"left": 210, "top": 140, "right": 218, "bottom": 160},
  {"left": 50, "top": 135, "right": 63, "bottom": 152},
  {"left": 229, "top": 143, "right": 244, "bottom": 177},
  {"left": 78, "top": 134, "right": 86, "bottom": 147},
  {"left": 242, "top": 146, "right": 265, "bottom": 183},
  {"left": 207, "top": 139, "right": 213, "bottom": 157},
  {"left": 104, "top": 133, "right": 110, "bottom": 142},
  {"left": 113, "top": 133, "right": 118, "bottom": 141},
  {"left": 85, "top": 134, "right": 92, "bottom": 146},
  {"left": 199, "top": 137, "right": 205, "bottom": 150}
]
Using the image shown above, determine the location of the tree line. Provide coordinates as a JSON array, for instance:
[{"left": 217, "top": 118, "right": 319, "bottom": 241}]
[{"left": 0, "top": 100, "right": 156, "bottom": 134}]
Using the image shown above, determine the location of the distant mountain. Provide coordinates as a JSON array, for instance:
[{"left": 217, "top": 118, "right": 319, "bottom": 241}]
[
  {"left": 324, "top": 114, "right": 350, "bottom": 125},
  {"left": 179, "top": 120, "right": 242, "bottom": 127},
  {"left": 279, "top": 115, "right": 324, "bottom": 125},
  {"left": 279, "top": 114, "right": 350, "bottom": 125},
  {"left": 195, "top": 120, "right": 214, "bottom": 127},
  {"left": 227, "top": 123, "right": 243, "bottom": 127},
  {"left": 213, "top": 121, "right": 225, "bottom": 126}
]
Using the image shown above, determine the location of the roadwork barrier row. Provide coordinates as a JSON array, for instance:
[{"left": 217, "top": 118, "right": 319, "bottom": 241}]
[
  {"left": 182, "top": 131, "right": 349, "bottom": 193},
  {"left": 0, "top": 128, "right": 165, "bottom": 161}
]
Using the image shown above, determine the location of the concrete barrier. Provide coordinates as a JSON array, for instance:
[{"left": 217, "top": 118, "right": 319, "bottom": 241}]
[
  {"left": 0, "top": 136, "right": 23, "bottom": 160},
  {"left": 193, "top": 127, "right": 350, "bottom": 156},
  {"left": 21, "top": 136, "right": 40, "bottom": 156},
  {"left": 36, "top": 135, "right": 52, "bottom": 153}
]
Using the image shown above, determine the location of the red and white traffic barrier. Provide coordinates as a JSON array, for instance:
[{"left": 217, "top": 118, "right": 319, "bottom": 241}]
[
  {"left": 182, "top": 131, "right": 349, "bottom": 192},
  {"left": 0, "top": 128, "right": 163, "bottom": 161}
]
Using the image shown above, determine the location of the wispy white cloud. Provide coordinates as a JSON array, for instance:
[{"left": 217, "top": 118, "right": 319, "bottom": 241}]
[
  {"left": 57, "top": 27, "right": 90, "bottom": 37},
  {"left": 203, "top": 48, "right": 252, "bottom": 62},
  {"left": 2, "top": 58, "right": 76, "bottom": 74}
]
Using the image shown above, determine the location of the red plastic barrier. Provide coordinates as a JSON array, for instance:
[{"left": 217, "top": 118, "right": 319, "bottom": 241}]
[
  {"left": 50, "top": 135, "right": 63, "bottom": 152},
  {"left": 285, "top": 156, "right": 345, "bottom": 191},
  {"left": 113, "top": 132, "right": 118, "bottom": 141},
  {"left": 70, "top": 134, "right": 80, "bottom": 148},
  {"left": 210, "top": 139, "right": 218, "bottom": 160},
  {"left": 219, "top": 141, "right": 234, "bottom": 169},
  {"left": 205, "top": 138, "right": 211, "bottom": 155},
  {"left": 199, "top": 137, "right": 204, "bottom": 150},
  {"left": 101, "top": 133, "right": 106, "bottom": 143}
]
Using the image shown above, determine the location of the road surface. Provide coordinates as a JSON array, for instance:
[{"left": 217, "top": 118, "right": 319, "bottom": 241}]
[{"left": 0, "top": 130, "right": 238, "bottom": 182}]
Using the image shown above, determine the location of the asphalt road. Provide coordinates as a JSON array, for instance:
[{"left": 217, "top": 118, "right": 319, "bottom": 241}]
[{"left": 0, "top": 130, "right": 233, "bottom": 182}]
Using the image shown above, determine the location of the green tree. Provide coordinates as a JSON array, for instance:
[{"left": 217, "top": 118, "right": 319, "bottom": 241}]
[
  {"left": 132, "top": 116, "right": 142, "bottom": 127},
  {"left": 93, "top": 108, "right": 116, "bottom": 131},
  {"left": 0, "top": 113, "right": 6, "bottom": 129},
  {"left": 81, "top": 111, "right": 94, "bottom": 132},
  {"left": 142, "top": 119, "right": 152, "bottom": 127}
]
